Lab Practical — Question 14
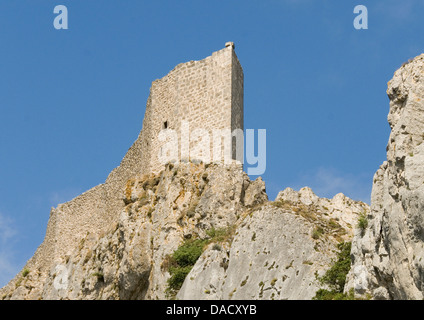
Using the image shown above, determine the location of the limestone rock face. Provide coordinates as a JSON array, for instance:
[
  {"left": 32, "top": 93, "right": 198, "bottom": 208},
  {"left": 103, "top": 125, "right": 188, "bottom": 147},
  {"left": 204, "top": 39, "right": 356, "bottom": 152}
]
[
  {"left": 177, "top": 188, "right": 369, "bottom": 300},
  {"left": 346, "top": 54, "right": 424, "bottom": 300},
  {"left": 1, "top": 161, "right": 369, "bottom": 300},
  {"left": 177, "top": 205, "right": 335, "bottom": 300},
  {"left": 0, "top": 163, "right": 262, "bottom": 300}
]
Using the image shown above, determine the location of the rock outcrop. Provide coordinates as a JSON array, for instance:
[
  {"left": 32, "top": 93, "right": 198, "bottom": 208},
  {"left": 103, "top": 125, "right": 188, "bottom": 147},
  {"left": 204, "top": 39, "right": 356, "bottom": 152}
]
[
  {"left": 0, "top": 163, "right": 262, "bottom": 300},
  {"left": 276, "top": 187, "right": 368, "bottom": 239},
  {"left": 0, "top": 160, "right": 368, "bottom": 300},
  {"left": 346, "top": 54, "right": 424, "bottom": 300},
  {"left": 177, "top": 187, "right": 368, "bottom": 300}
]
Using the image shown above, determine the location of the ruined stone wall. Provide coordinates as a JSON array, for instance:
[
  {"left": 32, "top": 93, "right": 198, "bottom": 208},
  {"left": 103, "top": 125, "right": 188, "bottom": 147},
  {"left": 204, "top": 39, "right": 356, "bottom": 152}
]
[
  {"left": 5, "top": 131, "right": 146, "bottom": 285},
  {"left": 47, "top": 44, "right": 243, "bottom": 261}
]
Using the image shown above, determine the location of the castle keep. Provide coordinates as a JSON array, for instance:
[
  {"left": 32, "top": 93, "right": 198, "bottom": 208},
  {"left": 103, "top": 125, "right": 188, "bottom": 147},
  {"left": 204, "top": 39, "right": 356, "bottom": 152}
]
[{"left": 139, "top": 42, "right": 244, "bottom": 174}]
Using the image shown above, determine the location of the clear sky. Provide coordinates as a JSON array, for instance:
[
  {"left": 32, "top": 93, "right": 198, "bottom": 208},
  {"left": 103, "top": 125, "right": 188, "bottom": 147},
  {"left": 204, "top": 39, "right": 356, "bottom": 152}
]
[{"left": 1, "top": 0, "right": 424, "bottom": 287}]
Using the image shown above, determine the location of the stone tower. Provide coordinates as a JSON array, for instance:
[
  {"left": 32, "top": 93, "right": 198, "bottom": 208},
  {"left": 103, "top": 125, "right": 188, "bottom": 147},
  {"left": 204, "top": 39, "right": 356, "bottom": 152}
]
[{"left": 139, "top": 42, "right": 244, "bottom": 174}]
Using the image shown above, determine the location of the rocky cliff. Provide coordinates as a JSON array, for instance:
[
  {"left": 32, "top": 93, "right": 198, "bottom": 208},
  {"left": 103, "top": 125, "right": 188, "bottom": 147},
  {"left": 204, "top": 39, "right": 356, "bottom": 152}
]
[
  {"left": 0, "top": 160, "right": 367, "bottom": 300},
  {"left": 346, "top": 54, "right": 424, "bottom": 300},
  {"left": 177, "top": 187, "right": 367, "bottom": 300}
]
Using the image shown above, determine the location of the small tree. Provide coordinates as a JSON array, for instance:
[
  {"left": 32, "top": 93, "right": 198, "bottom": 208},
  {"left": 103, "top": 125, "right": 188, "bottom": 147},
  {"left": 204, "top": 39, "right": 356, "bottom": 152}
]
[{"left": 313, "top": 242, "right": 354, "bottom": 300}]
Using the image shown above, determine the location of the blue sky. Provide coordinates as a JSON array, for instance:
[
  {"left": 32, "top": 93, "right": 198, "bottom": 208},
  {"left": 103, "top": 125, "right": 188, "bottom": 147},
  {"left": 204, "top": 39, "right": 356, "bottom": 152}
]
[{"left": 1, "top": 0, "right": 424, "bottom": 287}]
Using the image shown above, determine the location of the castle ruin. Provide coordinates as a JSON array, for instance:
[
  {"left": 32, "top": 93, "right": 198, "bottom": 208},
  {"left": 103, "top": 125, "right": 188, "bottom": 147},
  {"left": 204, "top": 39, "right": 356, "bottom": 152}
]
[{"left": 1, "top": 44, "right": 244, "bottom": 297}]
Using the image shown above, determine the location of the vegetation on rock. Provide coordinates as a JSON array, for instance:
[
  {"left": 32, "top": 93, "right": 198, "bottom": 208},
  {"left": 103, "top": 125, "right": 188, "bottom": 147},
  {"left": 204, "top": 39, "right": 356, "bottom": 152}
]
[
  {"left": 357, "top": 211, "right": 368, "bottom": 234},
  {"left": 165, "top": 227, "right": 235, "bottom": 298},
  {"left": 313, "top": 242, "right": 354, "bottom": 300}
]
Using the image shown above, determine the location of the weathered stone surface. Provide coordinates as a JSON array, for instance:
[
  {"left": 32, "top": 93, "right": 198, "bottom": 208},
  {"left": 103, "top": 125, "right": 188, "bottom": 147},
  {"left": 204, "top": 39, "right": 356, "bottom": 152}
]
[
  {"left": 276, "top": 187, "right": 368, "bottom": 238},
  {"left": 1, "top": 163, "right": 264, "bottom": 300},
  {"left": 139, "top": 44, "right": 243, "bottom": 174},
  {"left": 177, "top": 188, "right": 368, "bottom": 300},
  {"left": 177, "top": 205, "right": 332, "bottom": 300},
  {"left": 1, "top": 159, "right": 368, "bottom": 300},
  {"left": 243, "top": 177, "right": 268, "bottom": 207},
  {"left": 346, "top": 54, "right": 424, "bottom": 300}
]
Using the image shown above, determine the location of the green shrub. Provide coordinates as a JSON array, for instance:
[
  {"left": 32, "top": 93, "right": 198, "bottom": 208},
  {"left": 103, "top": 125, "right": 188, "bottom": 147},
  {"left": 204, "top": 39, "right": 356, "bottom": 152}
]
[
  {"left": 314, "top": 288, "right": 355, "bottom": 300},
  {"left": 173, "top": 239, "right": 207, "bottom": 267},
  {"left": 166, "top": 239, "right": 208, "bottom": 297},
  {"left": 22, "top": 269, "right": 30, "bottom": 277},
  {"left": 357, "top": 212, "right": 368, "bottom": 233},
  {"left": 313, "top": 242, "right": 353, "bottom": 300},
  {"left": 167, "top": 266, "right": 193, "bottom": 291},
  {"left": 320, "top": 242, "right": 351, "bottom": 291},
  {"left": 165, "top": 226, "right": 235, "bottom": 298}
]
